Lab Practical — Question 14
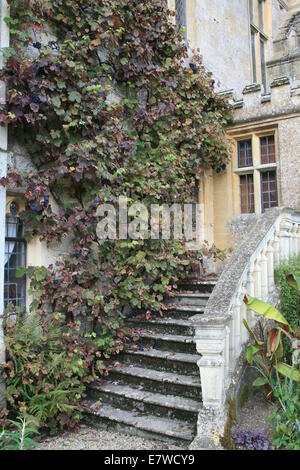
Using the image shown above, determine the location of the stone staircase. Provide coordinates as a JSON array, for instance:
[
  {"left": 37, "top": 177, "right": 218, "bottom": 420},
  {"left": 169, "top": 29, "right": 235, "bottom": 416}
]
[{"left": 84, "top": 278, "right": 217, "bottom": 446}]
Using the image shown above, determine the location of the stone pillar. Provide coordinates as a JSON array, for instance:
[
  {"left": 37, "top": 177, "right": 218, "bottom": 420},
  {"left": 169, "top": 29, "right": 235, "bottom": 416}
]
[
  {"left": 253, "top": 257, "right": 262, "bottom": 299},
  {"left": 233, "top": 298, "right": 242, "bottom": 359},
  {"left": 0, "top": 0, "right": 9, "bottom": 407},
  {"left": 292, "top": 225, "right": 298, "bottom": 257},
  {"left": 280, "top": 219, "right": 291, "bottom": 262},
  {"left": 272, "top": 228, "right": 280, "bottom": 268},
  {"left": 266, "top": 242, "right": 275, "bottom": 294},
  {"left": 194, "top": 321, "right": 228, "bottom": 409},
  {"left": 260, "top": 249, "right": 268, "bottom": 300},
  {"left": 191, "top": 317, "right": 230, "bottom": 450}
]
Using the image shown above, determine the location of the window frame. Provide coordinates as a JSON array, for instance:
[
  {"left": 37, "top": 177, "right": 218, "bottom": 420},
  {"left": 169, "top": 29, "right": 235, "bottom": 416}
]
[
  {"left": 260, "top": 169, "right": 279, "bottom": 213},
  {"left": 233, "top": 129, "right": 279, "bottom": 215},
  {"left": 240, "top": 173, "right": 255, "bottom": 214},
  {"left": 175, "top": 0, "right": 187, "bottom": 40},
  {"left": 249, "top": 0, "right": 268, "bottom": 90},
  {"left": 4, "top": 216, "right": 27, "bottom": 312},
  {"left": 238, "top": 139, "right": 254, "bottom": 168}
]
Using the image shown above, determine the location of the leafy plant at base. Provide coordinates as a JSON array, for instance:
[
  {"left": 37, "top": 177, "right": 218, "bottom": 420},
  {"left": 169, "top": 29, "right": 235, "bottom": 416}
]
[
  {"left": 0, "top": 416, "right": 39, "bottom": 450},
  {"left": 0, "top": 0, "right": 231, "bottom": 431},
  {"left": 275, "top": 257, "right": 300, "bottom": 359},
  {"left": 1, "top": 310, "right": 92, "bottom": 433},
  {"left": 231, "top": 428, "right": 269, "bottom": 451},
  {"left": 268, "top": 373, "right": 300, "bottom": 450},
  {"left": 243, "top": 290, "right": 300, "bottom": 398}
]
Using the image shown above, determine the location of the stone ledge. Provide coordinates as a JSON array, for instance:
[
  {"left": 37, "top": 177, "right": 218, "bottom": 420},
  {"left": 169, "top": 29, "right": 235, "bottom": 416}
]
[
  {"left": 270, "top": 76, "right": 290, "bottom": 88},
  {"left": 242, "top": 83, "right": 262, "bottom": 94}
]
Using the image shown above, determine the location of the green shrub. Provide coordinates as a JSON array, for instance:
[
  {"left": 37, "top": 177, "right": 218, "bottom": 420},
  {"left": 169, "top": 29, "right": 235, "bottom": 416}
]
[
  {"left": 275, "top": 257, "right": 300, "bottom": 361},
  {"left": 0, "top": 416, "right": 39, "bottom": 451},
  {"left": 269, "top": 375, "right": 300, "bottom": 450},
  {"left": 275, "top": 256, "right": 300, "bottom": 330},
  {"left": 1, "top": 311, "right": 90, "bottom": 434}
]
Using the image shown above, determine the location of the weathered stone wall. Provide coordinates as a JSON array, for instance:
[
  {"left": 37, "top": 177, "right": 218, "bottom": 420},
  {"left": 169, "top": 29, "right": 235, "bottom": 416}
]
[
  {"left": 185, "top": 0, "right": 251, "bottom": 98},
  {"left": 277, "top": 115, "right": 300, "bottom": 208}
]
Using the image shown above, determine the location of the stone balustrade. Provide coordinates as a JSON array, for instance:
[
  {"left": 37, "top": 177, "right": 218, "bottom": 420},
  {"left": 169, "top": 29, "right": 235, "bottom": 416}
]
[{"left": 192, "top": 207, "right": 300, "bottom": 412}]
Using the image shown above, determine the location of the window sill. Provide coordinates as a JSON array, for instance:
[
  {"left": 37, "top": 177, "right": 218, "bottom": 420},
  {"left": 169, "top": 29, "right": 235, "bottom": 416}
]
[
  {"left": 234, "top": 162, "right": 277, "bottom": 174},
  {"left": 234, "top": 166, "right": 254, "bottom": 174}
]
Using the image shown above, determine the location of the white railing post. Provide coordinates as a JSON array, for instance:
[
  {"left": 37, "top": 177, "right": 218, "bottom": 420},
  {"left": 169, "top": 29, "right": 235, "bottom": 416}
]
[
  {"left": 247, "top": 265, "right": 256, "bottom": 327},
  {"left": 194, "top": 320, "right": 228, "bottom": 409},
  {"left": 233, "top": 298, "right": 242, "bottom": 359},
  {"left": 292, "top": 224, "right": 298, "bottom": 257},
  {"left": 253, "top": 257, "right": 262, "bottom": 299},
  {"left": 266, "top": 240, "right": 275, "bottom": 294},
  {"left": 260, "top": 248, "right": 268, "bottom": 300},
  {"left": 280, "top": 219, "right": 291, "bottom": 262},
  {"left": 273, "top": 227, "right": 281, "bottom": 268}
]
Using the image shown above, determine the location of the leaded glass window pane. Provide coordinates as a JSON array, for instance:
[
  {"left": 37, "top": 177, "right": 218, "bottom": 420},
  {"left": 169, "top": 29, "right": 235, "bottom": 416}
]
[
  {"left": 175, "top": 0, "right": 186, "bottom": 38},
  {"left": 261, "top": 171, "right": 278, "bottom": 212},
  {"left": 260, "top": 135, "right": 275, "bottom": 165},
  {"left": 238, "top": 140, "right": 253, "bottom": 168},
  {"left": 240, "top": 174, "right": 255, "bottom": 214},
  {"left": 4, "top": 217, "right": 26, "bottom": 311}
]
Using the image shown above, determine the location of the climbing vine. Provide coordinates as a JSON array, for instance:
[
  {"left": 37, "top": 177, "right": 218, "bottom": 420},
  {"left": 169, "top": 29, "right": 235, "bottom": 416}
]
[{"left": 0, "top": 0, "right": 231, "bottom": 428}]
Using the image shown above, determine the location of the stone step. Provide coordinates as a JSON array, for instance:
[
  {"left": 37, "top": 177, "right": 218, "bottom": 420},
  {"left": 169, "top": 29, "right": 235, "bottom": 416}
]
[
  {"left": 164, "top": 304, "right": 205, "bottom": 319},
  {"left": 126, "top": 317, "right": 194, "bottom": 336},
  {"left": 89, "top": 382, "right": 201, "bottom": 423},
  {"left": 136, "top": 331, "right": 197, "bottom": 354},
  {"left": 122, "top": 348, "right": 200, "bottom": 376},
  {"left": 84, "top": 402, "right": 194, "bottom": 445},
  {"left": 167, "top": 292, "right": 210, "bottom": 307},
  {"left": 178, "top": 280, "right": 217, "bottom": 293},
  {"left": 109, "top": 364, "right": 202, "bottom": 399}
]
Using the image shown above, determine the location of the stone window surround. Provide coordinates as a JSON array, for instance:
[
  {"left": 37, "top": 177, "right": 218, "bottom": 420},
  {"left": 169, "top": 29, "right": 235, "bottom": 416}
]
[
  {"left": 232, "top": 127, "right": 280, "bottom": 215},
  {"left": 249, "top": 0, "right": 271, "bottom": 90}
]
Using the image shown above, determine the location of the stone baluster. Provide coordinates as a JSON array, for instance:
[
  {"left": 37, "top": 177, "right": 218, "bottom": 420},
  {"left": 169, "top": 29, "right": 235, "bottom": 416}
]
[
  {"left": 240, "top": 285, "right": 248, "bottom": 345},
  {"left": 266, "top": 240, "right": 275, "bottom": 294},
  {"left": 247, "top": 265, "right": 256, "bottom": 327},
  {"left": 253, "top": 256, "right": 262, "bottom": 299},
  {"left": 280, "top": 219, "right": 291, "bottom": 262},
  {"left": 260, "top": 248, "right": 269, "bottom": 300},
  {"left": 224, "top": 326, "right": 231, "bottom": 388},
  {"left": 297, "top": 225, "right": 300, "bottom": 255},
  {"left": 233, "top": 298, "right": 242, "bottom": 360},
  {"left": 272, "top": 228, "right": 280, "bottom": 268},
  {"left": 291, "top": 224, "right": 298, "bottom": 257},
  {"left": 229, "top": 312, "right": 235, "bottom": 374}
]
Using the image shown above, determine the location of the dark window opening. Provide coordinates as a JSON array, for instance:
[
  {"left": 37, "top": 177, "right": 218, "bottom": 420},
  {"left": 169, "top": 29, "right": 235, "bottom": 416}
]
[
  {"left": 260, "top": 135, "right": 275, "bottom": 165},
  {"left": 251, "top": 30, "right": 257, "bottom": 83},
  {"left": 260, "top": 38, "right": 267, "bottom": 92},
  {"left": 240, "top": 174, "right": 255, "bottom": 214},
  {"left": 4, "top": 216, "right": 26, "bottom": 312},
  {"left": 249, "top": 0, "right": 254, "bottom": 23},
  {"left": 261, "top": 170, "right": 278, "bottom": 212},
  {"left": 258, "top": 0, "right": 264, "bottom": 30},
  {"left": 175, "top": 0, "right": 187, "bottom": 39},
  {"left": 238, "top": 140, "right": 253, "bottom": 168}
]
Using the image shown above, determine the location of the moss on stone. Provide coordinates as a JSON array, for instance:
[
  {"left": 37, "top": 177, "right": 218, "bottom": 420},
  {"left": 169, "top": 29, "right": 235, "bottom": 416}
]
[
  {"left": 238, "top": 384, "right": 249, "bottom": 410},
  {"left": 220, "top": 398, "right": 236, "bottom": 450}
]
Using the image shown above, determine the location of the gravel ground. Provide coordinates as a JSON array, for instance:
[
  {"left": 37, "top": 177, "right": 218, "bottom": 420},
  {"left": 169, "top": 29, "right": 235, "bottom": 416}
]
[
  {"left": 232, "top": 390, "right": 277, "bottom": 449},
  {"left": 37, "top": 424, "right": 183, "bottom": 451}
]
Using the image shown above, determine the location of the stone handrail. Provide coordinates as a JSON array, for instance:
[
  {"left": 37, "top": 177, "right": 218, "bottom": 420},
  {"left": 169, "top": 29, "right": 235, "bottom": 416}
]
[{"left": 192, "top": 207, "right": 300, "bottom": 410}]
